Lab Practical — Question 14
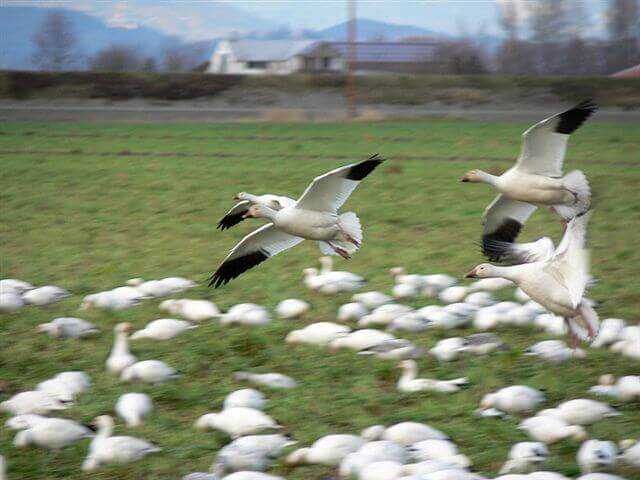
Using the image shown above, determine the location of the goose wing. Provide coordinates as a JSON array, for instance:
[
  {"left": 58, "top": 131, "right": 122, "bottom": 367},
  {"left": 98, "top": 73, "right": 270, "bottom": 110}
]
[
  {"left": 482, "top": 195, "right": 538, "bottom": 261},
  {"left": 217, "top": 201, "right": 251, "bottom": 231}
]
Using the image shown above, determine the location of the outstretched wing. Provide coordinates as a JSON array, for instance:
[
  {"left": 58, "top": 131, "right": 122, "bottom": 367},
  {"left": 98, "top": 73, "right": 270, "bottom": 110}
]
[
  {"left": 515, "top": 100, "right": 597, "bottom": 177},
  {"left": 295, "top": 154, "right": 384, "bottom": 213},
  {"left": 217, "top": 201, "right": 251, "bottom": 230},
  {"left": 209, "top": 224, "right": 304, "bottom": 288},
  {"left": 481, "top": 195, "right": 538, "bottom": 261}
]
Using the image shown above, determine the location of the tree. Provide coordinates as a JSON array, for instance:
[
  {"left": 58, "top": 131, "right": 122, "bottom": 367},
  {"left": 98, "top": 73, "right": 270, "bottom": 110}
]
[
  {"left": 433, "top": 41, "right": 487, "bottom": 75},
  {"left": 32, "top": 12, "right": 80, "bottom": 71},
  {"left": 606, "top": 0, "right": 640, "bottom": 72},
  {"left": 526, "top": 0, "right": 571, "bottom": 74},
  {"left": 89, "top": 45, "right": 143, "bottom": 72}
]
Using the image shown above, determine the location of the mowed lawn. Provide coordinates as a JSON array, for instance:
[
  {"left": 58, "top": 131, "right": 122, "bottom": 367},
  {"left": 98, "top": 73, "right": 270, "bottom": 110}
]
[{"left": 1, "top": 118, "right": 639, "bottom": 480}]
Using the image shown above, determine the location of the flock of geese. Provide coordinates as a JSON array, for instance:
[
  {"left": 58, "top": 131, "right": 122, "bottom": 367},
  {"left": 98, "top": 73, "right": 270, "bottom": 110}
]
[{"left": 1, "top": 100, "right": 640, "bottom": 480}]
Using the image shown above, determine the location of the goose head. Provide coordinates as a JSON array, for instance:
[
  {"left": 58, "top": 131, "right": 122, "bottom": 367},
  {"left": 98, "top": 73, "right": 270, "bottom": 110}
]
[
  {"left": 361, "top": 424, "right": 385, "bottom": 440},
  {"left": 303, "top": 268, "right": 318, "bottom": 278},
  {"left": 93, "top": 415, "right": 114, "bottom": 436},
  {"left": 243, "top": 204, "right": 275, "bottom": 220},
  {"left": 479, "top": 392, "right": 497, "bottom": 410},
  {"left": 465, "top": 263, "right": 499, "bottom": 279},
  {"left": 460, "top": 169, "right": 487, "bottom": 183},
  {"left": 286, "top": 447, "right": 310, "bottom": 465},
  {"left": 115, "top": 322, "right": 134, "bottom": 334},
  {"left": 599, "top": 374, "right": 616, "bottom": 386},
  {"left": 233, "top": 191, "right": 250, "bottom": 201},
  {"left": 389, "top": 266, "right": 406, "bottom": 277},
  {"left": 397, "top": 360, "right": 417, "bottom": 377}
]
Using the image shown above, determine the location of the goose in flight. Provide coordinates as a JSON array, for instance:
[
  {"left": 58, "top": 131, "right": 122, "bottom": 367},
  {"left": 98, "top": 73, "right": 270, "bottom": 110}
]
[
  {"left": 461, "top": 100, "right": 596, "bottom": 261},
  {"left": 217, "top": 193, "right": 295, "bottom": 230},
  {"left": 466, "top": 212, "right": 598, "bottom": 346},
  {"left": 209, "top": 155, "right": 384, "bottom": 287}
]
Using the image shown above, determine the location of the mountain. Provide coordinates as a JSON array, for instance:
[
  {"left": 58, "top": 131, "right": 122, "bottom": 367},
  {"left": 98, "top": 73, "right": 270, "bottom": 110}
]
[
  {"left": 315, "top": 18, "right": 452, "bottom": 42},
  {"left": 0, "top": 7, "right": 217, "bottom": 70}
]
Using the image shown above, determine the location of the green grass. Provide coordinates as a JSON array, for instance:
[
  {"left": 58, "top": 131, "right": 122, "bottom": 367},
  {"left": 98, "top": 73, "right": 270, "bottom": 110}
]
[{"left": 1, "top": 119, "right": 639, "bottom": 480}]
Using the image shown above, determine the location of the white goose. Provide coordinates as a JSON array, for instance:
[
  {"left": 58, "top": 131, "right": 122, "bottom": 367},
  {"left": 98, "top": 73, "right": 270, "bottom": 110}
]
[
  {"left": 208, "top": 156, "right": 384, "bottom": 287},
  {"left": 359, "top": 339, "right": 426, "bottom": 360},
  {"left": 115, "top": 393, "right": 153, "bottom": 426},
  {"left": 409, "top": 439, "right": 471, "bottom": 468},
  {"left": 352, "top": 291, "right": 394, "bottom": 309},
  {"left": 195, "top": 407, "right": 281, "bottom": 439},
  {"left": 358, "top": 304, "right": 414, "bottom": 327},
  {"left": 275, "top": 298, "right": 309, "bottom": 319},
  {"left": 499, "top": 442, "right": 549, "bottom": 474},
  {"left": 524, "top": 340, "right": 586, "bottom": 363},
  {"left": 120, "top": 360, "right": 179, "bottom": 384},
  {"left": 5, "top": 413, "right": 48, "bottom": 430},
  {"left": 304, "top": 267, "right": 366, "bottom": 294},
  {"left": 537, "top": 399, "right": 619, "bottom": 426},
  {"left": 13, "top": 417, "right": 93, "bottom": 451},
  {"left": 461, "top": 100, "right": 596, "bottom": 259},
  {"left": 217, "top": 192, "right": 295, "bottom": 230},
  {"left": 106, "top": 323, "right": 137, "bottom": 374},
  {"left": 287, "top": 434, "right": 366, "bottom": 467},
  {"left": 362, "top": 422, "right": 449, "bottom": 444},
  {"left": 329, "top": 329, "right": 395, "bottom": 351},
  {"left": 22, "top": 285, "right": 70, "bottom": 306},
  {"left": 0, "top": 291, "right": 25, "bottom": 312},
  {"left": 37, "top": 317, "right": 99, "bottom": 338},
  {"left": 53, "top": 371, "right": 90, "bottom": 396},
  {"left": 396, "top": 360, "right": 468, "bottom": 393},
  {"left": 36, "top": 378, "right": 77, "bottom": 402},
  {"left": 223, "top": 389, "right": 266, "bottom": 410},
  {"left": 577, "top": 439, "right": 618, "bottom": 474},
  {"left": 589, "top": 375, "right": 640, "bottom": 402},
  {"left": 233, "top": 371, "right": 298, "bottom": 389},
  {"left": 479, "top": 385, "right": 544, "bottom": 415},
  {"left": 160, "top": 299, "right": 220, "bottom": 322},
  {"left": 591, "top": 318, "right": 625, "bottom": 347},
  {"left": 518, "top": 415, "right": 587, "bottom": 444},
  {"left": 82, "top": 415, "right": 161, "bottom": 471},
  {"left": 130, "top": 318, "right": 198, "bottom": 340},
  {"left": 0, "top": 390, "right": 68, "bottom": 415},
  {"left": 285, "top": 322, "right": 350, "bottom": 346},
  {"left": 619, "top": 439, "right": 640, "bottom": 468},
  {"left": 221, "top": 305, "right": 271, "bottom": 326},
  {"left": 0, "top": 278, "right": 34, "bottom": 294},
  {"left": 338, "top": 302, "right": 369, "bottom": 322},
  {"left": 466, "top": 213, "right": 598, "bottom": 346}
]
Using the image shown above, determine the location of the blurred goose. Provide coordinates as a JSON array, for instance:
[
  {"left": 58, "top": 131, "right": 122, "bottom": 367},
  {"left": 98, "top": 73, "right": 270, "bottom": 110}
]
[
  {"left": 359, "top": 339, "right": 425, "bottom": 360},
  {"left": 538, "top": 399, "right": 619, "bottom": 426},
  {"left": 393, "top": 283, "right": 420, "bottom": 299},
  {"left": 0, "top": 390, "right": 68, "bottom": 415},
  {"left": 429, "top": 337, "right": 465, "bottom": 362},
  {"left": 459, "top": 333, "right": 507, "bottom": 355},
  {"left": 217, "top": 192, "right": 295, "bottom": 230},
  {"left": 214, "top": 434, "right": 295, "bottom": 476},
  {"left": 464, "top": 291, "right": 496, "bottom": 307},
  {"left": 0, "top": 291, "right": 25, "bottom": 312},
  {"left": 286, "top": 322, "right": 350, "bottom": 346},
  {"left": 524, "top": 340, "right": 586, "bottom": 363},
  {"left": 81, "top": 288, "right": 141, "bottom": 311},
  {"left": 287, "top": 434, "right": 366, "bottom": 466},
  {"left": 36, "top": 378, "right": 76, "bottom": 403},
  {"left": 577, "top": 475, "right": 627, "bottom": 480},
  {"left": 275, "top": 299, "right": 309, "bottom": 319},
  {"left": 504, "top": 305, "right": 537, "bottom": 326},
  {"left": 468, "top": 278, "right": 513, "bottom": 292},
  {"left": 115, "top": 393, "right": 152, "bottom": 427},
  {"left": 534, "top": 313, "right": 567, "bottom": 336},
  {"left": 338, "top": 302, "right": 369, "bottom": 322},
  {"left": 22, "top": 285, "right": 70, "bottom": 306},
  {"left": 233, "top": 371, "right": 298, "bottom": 389},
  {"left": 221, "top": 305, "right": 271, "bottom": 326},
  {"left": 619, "top": 439, "right": 640, "bottom": 468},
  {"left": 388, "top": 312, "right": 432, "bottom": 332},
  {"left": 195, "top": 407, "right": 281, "bottom": 439},
  {"left": 304, "top": 268, "right": 366, "bottom": 294},
  {"left": 396, "top": 360, "right": 468, "bottom": 393},
  {"left": 518, "top": 416, "right": 587, "bottom": 444},
  {"left": 222, "top": 434, "right": 294, "bottom": 456},
  {"left": 339, "top": 441, "right": 409, "bottom": 477},
  {"left": 329, "top": 329, "right": 395, "bottom": 351},
  {"left": 423, "top": 310, "right": 468, "bottom": 330},
  {"left": 352, "top": 291, "right": 394, "bottom": 309},
  {"left": 121, "top": 360, "right": 179, "bottom": 384},
  {"left": 82, "top": 415, "right": 161, "bottom": 471},
  {"left": 222, "top": 473, "right": 284, "bottom": 480},
  {"left": 362, "top": 422, "right": 449, "bottom": 444},
  {"left": 409, "top": 439, "right": 471, "bottom": 468},
  {"left": 444, "top": 302, "right": 477, "bottom": 318},
  {"left": 424, "top": 274, "right": 457, "bottom": 291},
  {"left": 106, "top": 323, "right": 137, "bottom": 374},
  {"left": 13, "top": 417, "right": 93, "bottom": 451},
  {"left": 358, "top": 304, "right": 414, "bottom": 327},
  {"left": 208, "top": 156, "right": 384, "bottom": 286},
  {"left": 390, "top": 267, "right": 428, "bottom": 289},
  {"left": 591, "top": 318, "right": 625, "bottom": 347},
  {"left": 473, "top": 307, "right": 504, "bottom": 331},
  {"left": 37, "top": 317, "right": 99, "bottom": 338},
  {"left": 5, "top": 413, "right": 47, "bottom": 430},
  {"left": 480, "top": 386, "right": 544, "bottom": 415},
  {"left": 130, "top": 319, "right": 198, "bottom": 340},
  {"left": 438, "top": 287, "right": 469, "bottom": 304},
  {"left": 466, "top": 214, "right": 598, "bottom": 346},
  {"left": 499, "top": 442, "right": 548, "bottom": 474},
  {"left": 222, "top": 304, "right": 267, "bottom": 324},
  {"left": 223, "top": 389, "right": 266, "bottom": 411},
  {"left": 578, "top": 440, "right": 618, "bottom": 474},
  {"left": 359, "top": 460, "right": 404, "bottom": 480},
  {"left": 0, "top": 278, "right": 34, "bottom": 294},
  {"left": 461, "top": 100, "right": 595, "bottom": 257},
  {"left": 589, "top": 375, "right": 640, "bottom": 402},
  {"left": 160, "top": 299, "right": 220, "bottom": 322}
]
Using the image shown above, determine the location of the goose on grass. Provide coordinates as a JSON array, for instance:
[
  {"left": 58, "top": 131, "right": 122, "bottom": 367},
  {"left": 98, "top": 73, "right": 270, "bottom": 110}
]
[
  {"left": 209, "top": 155, "right": 384, "bottom": 287},
  {"left": 460, "top": 100, "right": 596, "bottom": 260},
  {"left": 217, "top": 193, "right": 295, "bottom": 230}
]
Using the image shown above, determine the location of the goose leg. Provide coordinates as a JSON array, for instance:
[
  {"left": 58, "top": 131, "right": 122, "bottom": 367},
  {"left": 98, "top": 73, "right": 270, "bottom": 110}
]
[
  {"left": 564, "top": 318, "right": 579, "bottom": 349},
  {"left": 328, "top": 242, "right": 351, "bottom": 260}
]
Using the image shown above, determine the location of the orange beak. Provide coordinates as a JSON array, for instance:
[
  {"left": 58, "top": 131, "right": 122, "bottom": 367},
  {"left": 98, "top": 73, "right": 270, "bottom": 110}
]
[
  {"left": 464, "top": 268, "right": 477, "bottom": 278},
  {"left": 242, "top": 212, "right": 252, "bottom": 219}
]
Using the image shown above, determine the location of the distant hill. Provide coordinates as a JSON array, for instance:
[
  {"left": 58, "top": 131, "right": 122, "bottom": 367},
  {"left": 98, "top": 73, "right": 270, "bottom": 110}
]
[{"left": 315, "top": 18, "right": 452, "bottom": 42}]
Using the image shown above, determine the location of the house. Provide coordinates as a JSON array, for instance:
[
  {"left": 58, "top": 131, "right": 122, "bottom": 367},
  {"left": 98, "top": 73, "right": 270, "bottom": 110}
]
[
  {"left": 206, "top": 39, "right": 344, "bottom": 75},
  {"left": 610, "top": 64, "right": 640, "bottom": 78}
]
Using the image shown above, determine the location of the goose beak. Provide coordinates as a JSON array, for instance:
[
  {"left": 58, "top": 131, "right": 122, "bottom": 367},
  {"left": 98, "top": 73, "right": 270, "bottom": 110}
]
[
  {"left": 464, "top": 269, "right": 477, "bottom": 278},
  {"left": 242, "top": 212, "right": 252, "bottom": 219},
  {"left": 232, "top": 195, "right": 240, "bottom": 200},
  {"left": 460, "top": 176, "right": 469, "bottom": 183}
]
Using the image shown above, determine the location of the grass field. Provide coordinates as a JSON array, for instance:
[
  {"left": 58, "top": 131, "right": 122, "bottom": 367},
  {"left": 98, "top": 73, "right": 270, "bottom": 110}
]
[{"left": 1, "top": 118, "right": 639, "bottom": 480}]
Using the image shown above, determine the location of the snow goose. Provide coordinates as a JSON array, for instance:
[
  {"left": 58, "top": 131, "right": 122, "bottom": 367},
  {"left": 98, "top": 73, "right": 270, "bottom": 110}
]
[
  {"left": 359, "top": 460, "right": 404, "bottom": 480},
  {"left": 505, "top": 305, "right": 537, "bottom": 326},
  {"left": 213, "top": 434, "right": 295, "bottom": 476},
  {"left": 499, "top": 442, "right": 548, "bottom": 474},
  {"left": 480, "top": 385, "right": 544, "bottom": 415},
  {"left": 208, "top": 156, "right": 384, "bottom": 287},
  {"left": 36, "top": 378, "right": 77, "bottom": 403},
  {"left": 339, "top": 441, "right": 409, "bottom": 478},
  {"left": 353, "top": 291, "right": 394, "bottom": 309},
  {"left": 130, "top": 318, "right": 198, "bottom": 340},
  {"left": 537, "top": 399, "right": 619, "bottom": 425},
  {"left": 459, "top": 333, "right": 507, "bottom": 355},
  {"left": 0, "top": 291, "right": 25, "bottom": 312},
  {"left": 358, "top": 304, "right": 414, "bottom": 327},
  {"left": 429, "top": 337, "right": 465, "bottom": 362},
  {"left": 461, "top": 100, "right": 596, "bottom": 258},
  {"left": 37, "top": 317, "right": 99, "bottom": 338},
  {"left": 287, "top": 434, "right": 366, "bottom": 467},
  {"left": 0, "top": 390, "right": 68, "bottom": 415},
  {"left": 195, "top": 407, "right": 281, "bottom": 439},
  {"left": 359, "top": 339, "right": 426, "bottom": 360},
  {"left": 218, "top": 192, "right": 295, "bottom": 230},
  {"left": 388, "top": 312, "right": 432, "bottom": 332},
  {"left": 443, "top": 302, "right": 477, "bottom": 318},
  {"left": 80, "top": 288, "right": 142, "bottom": 311},
  {"left": 106, "top": 323, "right": 137, "bottom": 374},
  {"left": 534, "top": 313, "right": 567, "bottom": 336},
  {"left": 518, "top": 416, "right": 587, "bottom": 444},
  {"left": 465, "top": 213, "right": 598, "bottom": 346},
  {"left": 5, "top": 413, "right": 48, "bottom": 430},
  {"left": 329, "top": 329, "right": 395, "bottom": 351},
  {"left": 619, "top": 439, "right": 640, "bottom": 468},
  {"left": 338, "top": 302, "right": 369, "bottom": 322},
  {"left": 275, "top": 299, "right": 309, "bottom": 319},
  {"left": 115, "top": 393, "right": 152, "bottom": 427},
  {"left": 514, "top": 287, "right": 530, "bottom": 303},
  {"left": 305, "top": 268, "right": 366, "bottom": 294},
  {"left": 577, "top": 440, "right": 617, "bottom": 474},
  {"left": 589, "top": 375, "right": 640, "bottom": 402},
  {"left": 223, "top": 389, "right": 266, "bottom": 411},
  {"left": 233, "top": 371, "right": 298, "bottom": 389},
  {"left": 473, "top": 307, "right": 504, "bottom": 331},
  {"left": 160, "top": 299, "right": 220, "bottom": 321},
  {"left": 390, "top": 267, "right": 427, "bottom": 288},
  {"left": 393, "top": 283, "right": 420, "bottom": 299},
  {"left": 285, "top": 322, "right": 350, "bottom": 346},
  {"left": 82, "top": 415, "right": 161, "bottom": 471},
  {"left": 408, "top": 439, "right": 471, "bottom": 468},
  {"left": 524, "top": 340, "right": 586, "bottom": 363},
  {"left": 22, "top": 285, "right": 70, "bottom": 306},
  {"left": 423, "top": 310, "right": 468, "bottom": 330},
  {"left": 577, "top": 474, "right": 627, "bottom": 480},
  {"left": 0, "top": 278, "right": 34, "bottom": 294},
  {"left": 120, "top": 360, "right": 179, "bottom": 384},
  {"left": 362, "top": 422, "right": 449, "bottom": 444},
  {"left": 464, "top": 291, "right": 496, "bottom": 308},
  {"left": 591, "top": 318, "right": 625, "bottom": 347},
  {"left": 424, "top": 274, "right": 457, "bottom": 290},
  {"left": 396, "top": 360, "right": 468, "bottom": 393},
  {"left": 221, "top": 305, "right": 271, "bottom": 326},
  {"left": 222, "top": 303, "right": 266, "bottom": 323},
  {"left": 438, "top": 287, "right": 469, "bottom": 304},
  {"left": 13, "top": 417, "right": 93, "bottom": 451}
]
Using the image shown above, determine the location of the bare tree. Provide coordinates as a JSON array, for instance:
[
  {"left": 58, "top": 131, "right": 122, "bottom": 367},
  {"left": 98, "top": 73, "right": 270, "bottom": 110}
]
[
  {"left": 433, "top": 41, "right": 487, "bottom": 74},
  {"left": 32, "top": 12, "right": 80, "bottom": 71},
  {"left": 526, "top": 0, "right": 572, "bottom": 74},
  {"left": 162, "top": 43, "right": 209, "bottom": 72},
  {"left": 606, "top": 0, "right": 640, "bottom": 72},
  {"left": 90, "top": 45, "right": 143, "bottom": 72}
]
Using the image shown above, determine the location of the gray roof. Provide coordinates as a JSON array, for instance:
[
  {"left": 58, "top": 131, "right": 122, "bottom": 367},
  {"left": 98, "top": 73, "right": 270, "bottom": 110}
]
[
  {"left": 330, "top": 42, "right": 440, "bottom": 63},
  {"left": 229, "top": 40, "right": 319, "bottom": 62}
]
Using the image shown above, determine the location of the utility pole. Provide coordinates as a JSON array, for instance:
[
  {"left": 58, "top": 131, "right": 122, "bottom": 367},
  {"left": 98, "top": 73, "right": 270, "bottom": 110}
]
[{"left": 346, "top": 0, "right": 357, "bottom": 119}]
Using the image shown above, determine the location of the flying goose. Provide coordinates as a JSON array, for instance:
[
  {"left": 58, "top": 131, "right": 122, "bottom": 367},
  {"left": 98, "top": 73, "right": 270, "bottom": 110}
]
[
  {"left": 460, "top": 100, "right": 596, "bottom": 260},
  {"left": 218, "top": 193, "right": 295, "bottom": 230},
  {"left": 466, "top": 213, "right": 598, "bottom": 346},
  {"left": 209, "top": 155, "right": 384, "bottom": 287}
]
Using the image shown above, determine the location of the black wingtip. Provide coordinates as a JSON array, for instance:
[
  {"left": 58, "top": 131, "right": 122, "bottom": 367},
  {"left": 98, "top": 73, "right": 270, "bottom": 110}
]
[
  {"left": 346, "top": 154, "right": 385, "bottom": 181},
  {"left": 208, "top": 249, "right": 270, "bottom": 288},
  {"left": 482, "top": 218, "right": 522, "bottom": 262},
  {"left": 217, "top": 211, "right": 248, "bottom": 231},
  {"left": 556, "top": 99, "right": 598, "bottom": 135}
]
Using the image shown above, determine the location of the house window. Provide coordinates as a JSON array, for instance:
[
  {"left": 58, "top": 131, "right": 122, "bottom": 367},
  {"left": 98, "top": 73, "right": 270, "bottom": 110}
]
[{"left": 246, "top": 61, "right": 267, "bottom": 69}]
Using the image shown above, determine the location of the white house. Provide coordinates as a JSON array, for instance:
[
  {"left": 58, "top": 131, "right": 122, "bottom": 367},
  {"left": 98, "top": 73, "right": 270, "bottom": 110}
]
[{"left": 206, "top": 39, "right": 344, "bottom": 75}]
